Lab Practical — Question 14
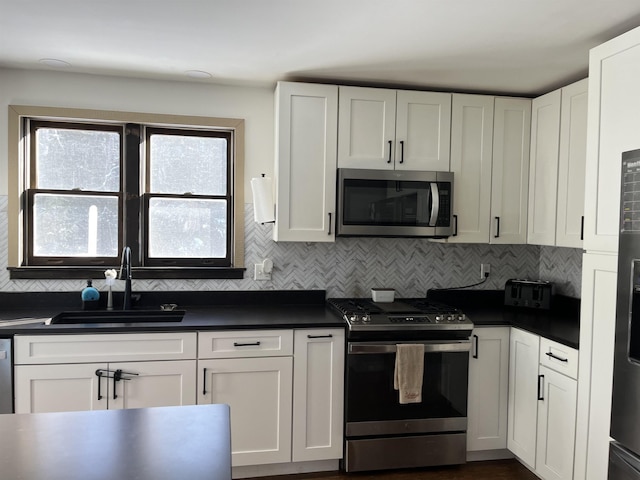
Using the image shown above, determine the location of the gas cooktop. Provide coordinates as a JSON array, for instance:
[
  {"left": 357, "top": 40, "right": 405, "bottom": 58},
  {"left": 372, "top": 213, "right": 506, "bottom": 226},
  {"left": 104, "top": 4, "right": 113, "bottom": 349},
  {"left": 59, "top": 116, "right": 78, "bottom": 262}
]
[{"left": 326, "top": 297, "right": 473, "bottom": 332}]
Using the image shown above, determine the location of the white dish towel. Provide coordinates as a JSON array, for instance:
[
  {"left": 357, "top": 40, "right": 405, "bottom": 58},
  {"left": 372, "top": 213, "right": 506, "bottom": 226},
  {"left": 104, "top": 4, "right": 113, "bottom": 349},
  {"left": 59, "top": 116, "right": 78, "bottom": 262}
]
[{"left": 393, "top": 343, "right": 425, "bottom": 404}]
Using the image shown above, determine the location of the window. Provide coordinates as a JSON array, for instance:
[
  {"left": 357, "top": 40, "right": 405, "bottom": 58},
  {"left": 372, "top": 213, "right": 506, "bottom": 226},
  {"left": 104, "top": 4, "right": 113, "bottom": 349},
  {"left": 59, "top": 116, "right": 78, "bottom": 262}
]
[{"left": 8, "top": 106, "right": 245, "bottom": 279}]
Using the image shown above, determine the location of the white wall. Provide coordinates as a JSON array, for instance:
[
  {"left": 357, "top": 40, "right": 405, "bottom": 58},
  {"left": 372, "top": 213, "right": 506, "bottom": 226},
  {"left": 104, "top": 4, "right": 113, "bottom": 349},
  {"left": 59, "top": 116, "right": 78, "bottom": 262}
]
[{"left": 0, "top": 67, "right": 275, "bottom": 197}]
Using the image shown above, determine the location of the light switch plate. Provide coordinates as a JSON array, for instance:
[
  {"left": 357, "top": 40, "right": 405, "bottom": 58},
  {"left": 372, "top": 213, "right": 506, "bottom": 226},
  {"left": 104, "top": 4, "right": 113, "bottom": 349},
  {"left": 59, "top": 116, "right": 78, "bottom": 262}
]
[{"left": 254, "top": 264, "right": 271, "bottom": 281}]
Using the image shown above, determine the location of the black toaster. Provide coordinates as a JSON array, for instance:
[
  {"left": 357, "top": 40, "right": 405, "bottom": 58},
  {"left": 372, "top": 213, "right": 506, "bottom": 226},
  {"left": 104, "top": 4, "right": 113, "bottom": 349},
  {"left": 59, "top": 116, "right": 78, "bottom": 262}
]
[{"left": 504, "top": 279, "right": 554, "bottom": 309}]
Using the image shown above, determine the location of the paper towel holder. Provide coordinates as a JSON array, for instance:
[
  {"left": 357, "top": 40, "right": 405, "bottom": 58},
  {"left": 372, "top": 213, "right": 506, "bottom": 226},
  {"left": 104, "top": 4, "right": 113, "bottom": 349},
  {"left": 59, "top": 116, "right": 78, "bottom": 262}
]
[{"left": 251, "top": 173, "right": 275, "bottom": 224}]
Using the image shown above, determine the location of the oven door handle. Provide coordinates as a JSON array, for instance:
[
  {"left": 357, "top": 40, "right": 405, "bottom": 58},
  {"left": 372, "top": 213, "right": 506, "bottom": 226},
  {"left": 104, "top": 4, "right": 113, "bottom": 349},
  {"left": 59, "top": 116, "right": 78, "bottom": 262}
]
[{"left": 348, "top": 340, "right": 471, "bottom": 354}]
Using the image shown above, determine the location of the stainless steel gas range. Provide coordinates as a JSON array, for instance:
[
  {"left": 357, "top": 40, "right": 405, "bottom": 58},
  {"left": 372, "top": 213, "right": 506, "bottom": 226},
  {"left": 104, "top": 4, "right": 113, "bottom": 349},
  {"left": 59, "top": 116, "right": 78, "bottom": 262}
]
[{"left": 327, "top": 297, "right": 474, "bottom": 473}]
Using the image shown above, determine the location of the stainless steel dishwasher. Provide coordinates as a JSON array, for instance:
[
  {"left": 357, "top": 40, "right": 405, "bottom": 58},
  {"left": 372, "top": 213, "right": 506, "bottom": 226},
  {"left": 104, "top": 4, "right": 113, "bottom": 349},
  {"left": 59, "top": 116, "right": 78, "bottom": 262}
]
[{"left": 0, "top": 338, "right": 13, "bottom": 413}]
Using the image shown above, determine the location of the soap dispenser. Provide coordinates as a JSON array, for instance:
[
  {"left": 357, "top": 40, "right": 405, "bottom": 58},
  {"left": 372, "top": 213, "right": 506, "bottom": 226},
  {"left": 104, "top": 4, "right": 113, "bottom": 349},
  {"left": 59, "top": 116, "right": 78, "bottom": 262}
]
[{"left": 81, "top": 280, "right": 100, "bottom": 310}]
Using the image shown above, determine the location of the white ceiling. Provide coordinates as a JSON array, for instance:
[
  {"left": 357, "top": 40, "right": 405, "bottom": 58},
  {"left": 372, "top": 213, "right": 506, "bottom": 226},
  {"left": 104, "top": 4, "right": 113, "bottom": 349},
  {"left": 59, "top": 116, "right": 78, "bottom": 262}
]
[{"left": 2, "top": 0, "right": 640, "bottom": 96}]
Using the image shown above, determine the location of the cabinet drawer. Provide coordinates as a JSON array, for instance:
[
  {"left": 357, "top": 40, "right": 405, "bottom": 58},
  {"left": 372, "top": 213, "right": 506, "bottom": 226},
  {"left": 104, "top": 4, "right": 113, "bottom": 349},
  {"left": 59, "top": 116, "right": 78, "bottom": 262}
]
[
  {"left": 539, "top": 337, "right": 578, "bottom": 379},
  {"left": 198, "top": 330, "right": 293, "bottom": 358},
  {"left": 14, "top": 333, "right": 197, "bottom": 365}
]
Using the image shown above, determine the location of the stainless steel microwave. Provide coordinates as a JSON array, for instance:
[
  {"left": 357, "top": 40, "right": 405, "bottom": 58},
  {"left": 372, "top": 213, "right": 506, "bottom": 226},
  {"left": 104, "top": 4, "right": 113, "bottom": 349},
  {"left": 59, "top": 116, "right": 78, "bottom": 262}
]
[{"left": 336, "top": 168, "right": 454, "bottom": 237}]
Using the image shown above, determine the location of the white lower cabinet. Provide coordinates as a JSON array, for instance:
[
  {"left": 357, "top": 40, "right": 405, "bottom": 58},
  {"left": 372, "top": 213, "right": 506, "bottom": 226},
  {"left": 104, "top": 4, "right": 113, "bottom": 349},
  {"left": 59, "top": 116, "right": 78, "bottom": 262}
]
[
  {"left": 507, "top": 327, "right": 578, "bottom": 480},
  {"left": 467, "top": 326, "right": 510, "bottom": 451},
  {"left": 536, "top": 365, "right": 578, "bottom": 480},
  {"left": 13, "top": 333, "right": 198, "bottom": 414},
  {"left": 292, "top": 329, "right": 345, "bottom": 462},
  {"left": 15, "top": 363, "right": 108, "bottom": 412},
  {"left": 14, "top": 328, "right": 346, "bottom": 471},
  {"left": 15, "top": 360, "right": 196, "bottom": 413},
  {"left": 198, "top": 356, "right": 293, "bottom": 467},
  {"left": 197, "top": 328, "right": 345, "bottom": 468},
  {"left": 507, "top": 327, "right": 540, "bottom": 468}
]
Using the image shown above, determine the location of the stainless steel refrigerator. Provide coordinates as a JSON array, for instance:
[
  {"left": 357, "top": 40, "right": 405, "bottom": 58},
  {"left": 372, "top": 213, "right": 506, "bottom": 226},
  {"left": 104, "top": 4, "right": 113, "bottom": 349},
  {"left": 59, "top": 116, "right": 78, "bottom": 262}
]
[{"left": 610, "top": 149, "right": 640, "bottom": 479}]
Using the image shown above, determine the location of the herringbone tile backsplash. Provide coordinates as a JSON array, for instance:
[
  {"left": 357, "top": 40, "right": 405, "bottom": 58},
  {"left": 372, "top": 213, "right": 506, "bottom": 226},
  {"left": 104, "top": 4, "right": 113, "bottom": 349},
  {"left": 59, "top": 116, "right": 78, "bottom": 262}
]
[{"left": 0, "top": 198, "right": 582, "bottom": 298}]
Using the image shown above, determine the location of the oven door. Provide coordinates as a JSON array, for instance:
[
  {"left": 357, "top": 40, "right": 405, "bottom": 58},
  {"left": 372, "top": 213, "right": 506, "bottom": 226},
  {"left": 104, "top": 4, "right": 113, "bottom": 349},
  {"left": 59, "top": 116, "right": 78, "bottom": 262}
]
[{"left": 345, "top": 339, "right": 470, "bottom": 437}]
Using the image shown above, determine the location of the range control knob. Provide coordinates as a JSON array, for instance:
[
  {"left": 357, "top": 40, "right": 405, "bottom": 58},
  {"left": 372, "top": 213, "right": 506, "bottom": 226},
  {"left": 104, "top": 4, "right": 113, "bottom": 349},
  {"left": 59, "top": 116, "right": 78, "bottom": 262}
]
[
  {"left": 447, "top": 315, "right": 454, "bottom": 322},
  {"left": 457, "top": 314, "right": 466, "bottom": 322},
  {"left": 362, "top": 315, "right": 371, "bottom": 323},
  {"left": 349, "top": 315, "right": 359, "bottom": 323},
  {"left": 435, "top": 315, "right": 443, "bottom": 323}
]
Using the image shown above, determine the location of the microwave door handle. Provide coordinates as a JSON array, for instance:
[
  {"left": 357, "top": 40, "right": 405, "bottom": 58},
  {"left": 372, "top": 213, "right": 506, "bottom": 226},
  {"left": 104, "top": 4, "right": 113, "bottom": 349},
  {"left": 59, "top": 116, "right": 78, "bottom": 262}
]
[{"left": 429, "top": 182, "right": 439, "bottom": 226}]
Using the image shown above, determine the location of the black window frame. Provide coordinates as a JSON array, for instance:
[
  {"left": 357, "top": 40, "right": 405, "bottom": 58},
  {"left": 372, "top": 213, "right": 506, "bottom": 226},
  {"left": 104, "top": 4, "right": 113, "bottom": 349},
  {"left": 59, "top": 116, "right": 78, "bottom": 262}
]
[
  {"left": 19, "top": 118, "right": 240, "bottom": 276},
  {"left": 25, "top": 120, "right": 125, "bottom": 267},
  {"left": 142, "top": 126, "right": 233, "bottom": 268}
]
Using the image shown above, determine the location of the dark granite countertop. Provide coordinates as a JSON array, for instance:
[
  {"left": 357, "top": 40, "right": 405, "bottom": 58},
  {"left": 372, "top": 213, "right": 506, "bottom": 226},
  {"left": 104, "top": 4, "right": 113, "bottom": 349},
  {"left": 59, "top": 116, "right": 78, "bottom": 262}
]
[
  {"left": 0, "top": 290, "right": 345, "bottom": 335},
  {"left": 427, "top": 289, "right": 580, "bottom": 349},
  {"left": 0, "top": 404, "right": 231, "bottom": 480}
]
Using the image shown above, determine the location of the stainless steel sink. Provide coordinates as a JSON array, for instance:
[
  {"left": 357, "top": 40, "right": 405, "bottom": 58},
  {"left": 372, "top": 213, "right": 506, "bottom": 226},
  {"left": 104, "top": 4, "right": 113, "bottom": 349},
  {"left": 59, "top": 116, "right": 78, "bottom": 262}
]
[{"left": 49, "top": 310, "right": 185, "bottom": 324}]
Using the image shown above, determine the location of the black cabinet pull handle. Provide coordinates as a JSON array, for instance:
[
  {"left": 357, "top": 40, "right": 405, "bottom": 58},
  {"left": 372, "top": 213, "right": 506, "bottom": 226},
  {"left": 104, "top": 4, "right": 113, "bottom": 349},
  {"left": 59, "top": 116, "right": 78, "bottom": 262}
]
[
  {"left": 453, "top": 214, "right": 458, "bottom": 236},
  {"left": 202, "top": 368, "right": 207, "bottom": 396},
  {"left": 328, "top": 212, "right": 332, "bottom": 235},
  {"left": 399, "top": 140, "right": 405, "bottom": 164},
  {"left": 112, "top": 369, "right": 137, "bottom": 400},
  {"left": 233, "top": 341, "right": 261, "bottom": 347},
  {"left": 308, "top": 334, "right": 333, "bottom": 339},
  {"left": 580, "top": 216, "right": 585, "bottom": 241},
  {"left": 495, "top": 216, "right": 500, "bottom": 238},
  {"left": 545, "top": 351, "right": 568, "bottom": 362},
  {"left": 472, "top": 334, "right": 479, "bottom": 359},
  {"left": 538, "top": 374, "right": 545, "bottom": 401},
  {"left": 387, "top": 140, "right": 393, "bottom": 164},
  {"left": 96, "top": 370, "right": 104, "bottom": 401}
]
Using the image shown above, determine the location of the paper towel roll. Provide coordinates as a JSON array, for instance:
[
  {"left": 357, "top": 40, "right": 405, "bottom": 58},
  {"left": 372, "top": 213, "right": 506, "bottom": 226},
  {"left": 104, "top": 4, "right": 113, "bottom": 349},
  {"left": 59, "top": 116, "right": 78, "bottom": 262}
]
[{"left": 251, "top": 176, "right": 275, "bottom": 224}]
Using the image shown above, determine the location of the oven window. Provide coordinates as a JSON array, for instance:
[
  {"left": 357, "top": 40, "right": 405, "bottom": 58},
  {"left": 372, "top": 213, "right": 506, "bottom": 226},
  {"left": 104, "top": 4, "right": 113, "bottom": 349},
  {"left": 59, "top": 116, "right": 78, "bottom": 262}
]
[{"left": 346, "top": 349, "right": 468, "bottom": 423}]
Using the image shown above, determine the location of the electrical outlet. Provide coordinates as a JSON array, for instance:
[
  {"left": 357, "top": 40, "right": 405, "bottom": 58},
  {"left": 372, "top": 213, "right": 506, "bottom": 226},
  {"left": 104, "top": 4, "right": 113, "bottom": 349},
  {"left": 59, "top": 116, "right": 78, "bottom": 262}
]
[
  {"left": 254, "top": 263, "right": 271, "bottom": 281},
  {"left": 480, "top": 263, "right": 491, "bottom": 279}
]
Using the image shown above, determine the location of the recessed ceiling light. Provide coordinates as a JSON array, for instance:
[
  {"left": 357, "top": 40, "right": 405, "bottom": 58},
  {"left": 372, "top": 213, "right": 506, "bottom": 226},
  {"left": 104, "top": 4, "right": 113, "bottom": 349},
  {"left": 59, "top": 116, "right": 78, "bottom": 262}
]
[
  {"left": 185, "top": 70, "right": 212, "bottom": 79},
  {"left": 39, "top": 58, "right": 71, "bottom": 68}
]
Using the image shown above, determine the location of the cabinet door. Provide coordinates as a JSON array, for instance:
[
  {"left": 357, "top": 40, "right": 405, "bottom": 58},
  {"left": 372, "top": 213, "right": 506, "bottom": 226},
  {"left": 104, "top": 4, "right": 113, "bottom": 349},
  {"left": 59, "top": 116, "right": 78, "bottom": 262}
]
[
  {"left": 448, "top": 94, "right": 494, "bottom": 243},
  {"left": 198, "top": 357, "right": 293, "bottom": 467},
  {"left": 574, "top": 253, "right": 618, "bottom": 480},
  {"left": 338, "top": 86, "right": 396, "bottom": 169},
  {"left": 507, "top": 327, "right": 540, "bottom": 469},
  {"left": 110, "top": 360, "right": 196, "bottom": 410},
  {"left": 292, "top": 329, "right": 345, "bottom": 462},
  {"left": 556, "top": 78, "right": 588, "bottom": 248},
  {"left": 536, "top": 366, "right": 577, "bottom": 480},
  {"left": 274, "top": 82, "right": 338, "bottom": 242},
  {"left": 467, "top": 327, "right": 510, "bottom": 451},
  {"left": 14, "top": 363, "right": 107, "bottom": 413},
  {"left": 528, "top": 89, "right": 561, "bottom": 246},
  {"left": 584, "top": 30, "right": 640, "bottom": 253},
  {"left": 395, "top": 90, "right": 451, "bottom": 171},
  {"left": 491, "top": 97, "right": 531, "bottom": 244}
]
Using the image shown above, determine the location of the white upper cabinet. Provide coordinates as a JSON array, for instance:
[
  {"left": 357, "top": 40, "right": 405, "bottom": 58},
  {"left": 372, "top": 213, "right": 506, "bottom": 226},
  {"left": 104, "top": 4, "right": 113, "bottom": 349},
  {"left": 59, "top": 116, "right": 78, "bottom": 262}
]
[
  {"left": 584, "top": 29, "right": 640, "bottom": 253},
  {"left": 274, "top": 82, "right": 338, "bottom": 242},
  {"left": 491, "top": 97, "right": 532, "bottom": 244},
  {"left": 395, "top": 90, "right": 452, "bottom": 171},
  {"left": 338, "top": 86, "right": 451, "bottom": 170},
  {"left": 528, "top": 78, "right": 588, "bottom": 247},
  {"left": 448, "top": 95, "right": 530, "bottom": 244},
  {"left": 448, "top": 94, "right": 494, "bottom": 243},
  {"left": 556, "top": 78, "right": 588, "bottom": 248},
  {"left": 528, "top": 89, "right": 562, "bottom": 245}
]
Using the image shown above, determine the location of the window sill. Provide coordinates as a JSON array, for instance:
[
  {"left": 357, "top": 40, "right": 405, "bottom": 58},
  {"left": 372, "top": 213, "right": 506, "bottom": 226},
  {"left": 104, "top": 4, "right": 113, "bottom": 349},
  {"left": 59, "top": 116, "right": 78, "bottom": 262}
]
[{"left": 8, "top": 266, "right": 246, "bottom": 280}]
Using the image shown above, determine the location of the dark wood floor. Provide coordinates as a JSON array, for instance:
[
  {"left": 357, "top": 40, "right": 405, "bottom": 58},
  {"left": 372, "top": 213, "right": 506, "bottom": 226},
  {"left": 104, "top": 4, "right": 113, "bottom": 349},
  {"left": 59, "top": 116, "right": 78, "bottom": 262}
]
[{"left": 253, "top": 460, "right": 538, "bottom": 480}]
